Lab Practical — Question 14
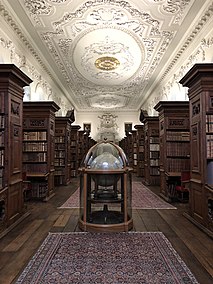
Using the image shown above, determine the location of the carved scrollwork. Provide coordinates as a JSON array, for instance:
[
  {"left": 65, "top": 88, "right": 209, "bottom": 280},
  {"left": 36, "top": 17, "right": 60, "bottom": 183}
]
[
  {"left": 11, "top": 102, "right": 20, "bottom": 116},
  {"left": 29, "top": 119, "right": 45, "bottom": 127},
  {"left": 192, "top": 126, "right": 197, "bottom": 136},
  {"left": 192, "top": 103, "right": 200, "bottom": 116},
  {"left": 24, "top": 0, "right": 52, "bottom": 15}
]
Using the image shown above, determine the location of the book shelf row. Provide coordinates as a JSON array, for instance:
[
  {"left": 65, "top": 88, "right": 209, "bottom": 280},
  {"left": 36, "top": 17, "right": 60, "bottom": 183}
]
[
  {"left": 206, "top": 134, "right": 213, "bottom": 159},
  {"left": 206, "top": 114, "right": 213, "bottom": 132},
  {"left": 23, "top": 131, "right": 47, "bottom": 140},
  {"left": 166, "top": 131, "right": 190, "bottom": 141},
  {"left": 166, "top": 142, "right": 190, "bottom": 156},
  {"left": 23, "top": 142, "right": 47, "bottom": 152},
  {"left": 0, "top": 114, "right": 5, "bottom": 128}
]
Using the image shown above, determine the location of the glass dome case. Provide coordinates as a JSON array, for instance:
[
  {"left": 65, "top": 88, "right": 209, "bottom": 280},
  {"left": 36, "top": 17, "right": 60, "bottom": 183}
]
[{"left": 78, "top": 141, "right": 133, "bottom": 232}]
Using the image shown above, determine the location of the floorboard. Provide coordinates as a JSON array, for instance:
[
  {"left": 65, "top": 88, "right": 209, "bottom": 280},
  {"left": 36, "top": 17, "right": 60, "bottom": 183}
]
[{"left": 0, "top": 175, "right": 212, "bottom": 284}]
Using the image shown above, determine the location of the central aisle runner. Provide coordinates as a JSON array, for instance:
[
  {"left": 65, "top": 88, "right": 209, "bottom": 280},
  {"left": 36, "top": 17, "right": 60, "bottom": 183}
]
[{"left": 58, "top": 181, "right": 176, "bottom": 209}]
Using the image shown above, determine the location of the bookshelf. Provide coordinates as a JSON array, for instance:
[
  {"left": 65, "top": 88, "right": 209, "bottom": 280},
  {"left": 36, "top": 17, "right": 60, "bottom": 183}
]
[
  {"left": 70, "top": 125, "right": 81, "bottom": 177},
  {"left": 134, "top": 125, "right": 145, "bottom": 177},
  {"left": 0, "top": 64, "right": 32, "bottom": 233},
  {"left": 179, "top": 63, "right": 213, "bottom": 235},
  {"left": 119, "top": 137, "right": 128, "bottom": 160},
  {"left": 78, "top": 130, "right": 90, "bottom": 168},
  {"left": 54, "top": 117, "right": 73, "bottom": 186},
  {"left": 125, "top": 131, "right": 134, "bottom": 169},
  {"left": 23, "top": 101, "right": 60, "bottom": 201},
  {"left": 131, "top": 130, "right": 137, "bottom": 173},
  {"left": 143, "top": 116, "right": 160, "bottom": 185},
  {"left": 154, "top": 101, "right": 190, "bottom": 202}
]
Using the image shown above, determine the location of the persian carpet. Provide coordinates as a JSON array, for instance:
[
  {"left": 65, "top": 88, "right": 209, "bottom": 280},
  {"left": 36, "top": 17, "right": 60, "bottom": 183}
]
[
  {"left": 15, "top": 232, "right": 198, "bottom": 284},
  {"left": 58, "top": 181, "right": 176, "bottom": 209}
]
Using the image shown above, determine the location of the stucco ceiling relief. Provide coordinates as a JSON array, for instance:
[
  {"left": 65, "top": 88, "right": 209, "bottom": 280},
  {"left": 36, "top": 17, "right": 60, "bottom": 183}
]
[{"left": 1, "top": 0, "right": 210, "bottom": 112}]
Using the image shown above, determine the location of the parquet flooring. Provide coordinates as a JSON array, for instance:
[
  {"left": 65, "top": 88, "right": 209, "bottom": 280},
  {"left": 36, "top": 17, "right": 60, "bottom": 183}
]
[{"left": 0, "top": 176, "right": 212, "bottom": 284}]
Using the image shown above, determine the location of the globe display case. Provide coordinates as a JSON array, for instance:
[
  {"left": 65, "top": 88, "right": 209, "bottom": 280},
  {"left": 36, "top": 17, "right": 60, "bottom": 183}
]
[{"left": 78, "top": 141, "right": 133, "bottom": 232}]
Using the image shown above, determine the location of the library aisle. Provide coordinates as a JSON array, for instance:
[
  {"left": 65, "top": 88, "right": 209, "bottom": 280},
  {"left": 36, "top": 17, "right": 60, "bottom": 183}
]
[{"left": 0, "top": 175, "right": 212, "bottom": 284}]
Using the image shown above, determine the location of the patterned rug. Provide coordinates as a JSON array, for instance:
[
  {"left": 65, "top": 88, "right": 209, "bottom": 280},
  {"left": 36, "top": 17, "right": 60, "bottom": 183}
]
[
  {"left": 15, "top": 232, "right": 198, "bottom": 284},
  {"left": 58, "top": 181, "right": 176, "bottom": 209}
]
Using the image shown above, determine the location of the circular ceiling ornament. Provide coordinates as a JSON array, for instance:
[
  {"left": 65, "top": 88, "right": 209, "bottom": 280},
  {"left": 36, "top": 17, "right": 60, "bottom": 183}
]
[
  {"left": 95, "top": 56, "right": 120, "bottom": 71},
  {"left": 73, "top": 28, "right": 144, "bottom": 85}
]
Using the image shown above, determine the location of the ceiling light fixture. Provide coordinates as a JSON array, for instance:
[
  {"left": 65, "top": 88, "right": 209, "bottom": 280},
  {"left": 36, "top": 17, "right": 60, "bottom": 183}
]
[{"left": 95, "top": 56, "right": 120, "bottom": 71}]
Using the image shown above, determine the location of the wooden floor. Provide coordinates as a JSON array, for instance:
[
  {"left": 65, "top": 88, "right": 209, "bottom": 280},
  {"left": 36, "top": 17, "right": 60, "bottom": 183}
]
[{"left": 0, "top": 176, "right": 212, "bottom": 284}]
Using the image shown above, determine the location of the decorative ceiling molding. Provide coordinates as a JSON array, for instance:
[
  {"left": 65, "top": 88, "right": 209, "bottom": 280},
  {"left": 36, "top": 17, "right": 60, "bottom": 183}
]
[
  {"left": 0, "top": 1, "right": 53, "bottom": 79},
  {"left": 161, "top": 2, "right": 213, "bottom": 81},
  {"left": 1, "top": 0, "right": 211, "bottom": 112}
]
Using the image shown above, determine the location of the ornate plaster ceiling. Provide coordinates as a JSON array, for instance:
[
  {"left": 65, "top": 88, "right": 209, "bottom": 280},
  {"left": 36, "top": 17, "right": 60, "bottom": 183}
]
[{"left": 2, "top": 0, "right": 212, "bottom": 111}]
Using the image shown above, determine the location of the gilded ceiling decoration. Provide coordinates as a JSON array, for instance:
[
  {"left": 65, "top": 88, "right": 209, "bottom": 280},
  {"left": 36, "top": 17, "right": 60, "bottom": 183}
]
[
  {"left": 1, "top": 0, "right": 212, "bottom": 111},
  {"left": 95, "top": 56, "right": 120, "bottom": 71}
]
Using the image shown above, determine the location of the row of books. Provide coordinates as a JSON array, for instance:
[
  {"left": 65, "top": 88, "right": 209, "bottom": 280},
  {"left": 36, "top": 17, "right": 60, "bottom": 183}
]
[
  {"left": 206, "top": 134, "right": 213, "bottom": 158},
  {"left": 71, "top": 141, "right": 77, "bottom": 147},
  {"left": 23, "top": 152, "right": 47, "bottom": 162},
  {"left": 23, "top": 131, "right": 47, "bottom": 141},
  {"left": 150, "top": 167, "right": 160, "bottom": 176},
  {"left": 0, "top": 150, "right": 3, "bottom": 167},
  {"left": 150, "top": 137, "right": 159, "bottom": 143},
  {"left": 0, "top": 168, "right": 3, "bottom": 188},
  {"left": 0, "top": 132, "right": 4, "bottom": 147},
  {"left": 30, "top": 183, "right": 48, "bottom": 198},
  {"left": 55, "top": 144, "right": 65, "bottom": 150},
  {"left": 54, "top": 169, "right": 64, "bottom": 175},
  {"left": 150, "top": 144, "right": 160, "bottom": 151},
  {"left": 206, "top": 115, "right": 213, "bottom": 133},
  {"left": 138, "top": 153, "right": 144, "bottom": 160},
  {"left": 150, "top": 151, "right": 160, "bottom": 159},
  {"left": 54, "top": 151, "right": 65, "bottom": 158},
  {"left": 0, "top": 114, "right": 4, "bottom": 129},
  {"left": 23, "top": 163, "right": 47, "bottom": 173},
  {"left": 138, "top": 146, "right": 144, "bottom": 152},
  {"left": 150, "top": 159, "right": 159, "bottom": 166},
  {"left": 55, "top": 136, "right": 65, "bottom": 143},
  {"left": 167, "top": 158, "right": 190, "bottom": 172},
  {"left": 166, "top": 131, "right": 190, "bottom": 141},
  {"left": 54, "top": 176, "right": 64, "bottom": 186},
  {"left": 54, "top": 160, "right": 65, "bottom": 166},
  {"left": 166, "top": 143, "right": 190, "bottom": 156},
  {"left": 23, "top": 142, "right": 47, "bottom": 151}
]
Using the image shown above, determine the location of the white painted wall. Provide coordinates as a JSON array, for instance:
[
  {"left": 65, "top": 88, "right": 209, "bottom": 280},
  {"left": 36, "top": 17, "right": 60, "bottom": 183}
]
[{"left": 74, "top": 111, "right": 141, "bottom": 141}]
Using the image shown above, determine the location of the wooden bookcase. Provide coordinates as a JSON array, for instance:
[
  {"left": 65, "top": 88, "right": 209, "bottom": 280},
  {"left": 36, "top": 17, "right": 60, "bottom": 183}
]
[
  {"left": 70, "top": 125, "right": 81, "bottom": 177},
  {"left": 54, "top": 117, "right": 73, "bottom": 186},
  {"left": 134, "top": 125, "right": 145, "bottom": 177},
  {"left": 78, "top": 130, "right": 90, "bottom": 168},
  {"left": 154, "top": 101, "right": 190, "bottom": 202},
  {"left": 143, "top": 116, "right": 160, "bottom": 185},
  {"left": 23, "top": 101, "right": 60, "bottom": 201},
  {"left": 0, "top": 64, "right": 32, "bottom": 233},
  {"left": 180, "top": 63, "right": 213, "bottom": 235},
  {"left": 124, "top": 131, "right": 133, "bottom": 169},
  {"left": 131, "top": 130, "right": 137, "bottom": 173},
  {"left": 119, "top": 137, "right": 128, "bottom": 160}
]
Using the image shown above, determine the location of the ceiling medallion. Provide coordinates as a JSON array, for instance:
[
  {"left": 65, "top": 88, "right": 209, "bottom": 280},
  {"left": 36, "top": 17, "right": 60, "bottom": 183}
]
[{"left": 95, "top": 56, "right": 120, "bottom": 71}]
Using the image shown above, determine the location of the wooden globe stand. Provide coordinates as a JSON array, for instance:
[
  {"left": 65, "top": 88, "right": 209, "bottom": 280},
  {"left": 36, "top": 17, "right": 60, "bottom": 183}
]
[{"left": 78, "top": 142, "right": 133, "bottom": 232}]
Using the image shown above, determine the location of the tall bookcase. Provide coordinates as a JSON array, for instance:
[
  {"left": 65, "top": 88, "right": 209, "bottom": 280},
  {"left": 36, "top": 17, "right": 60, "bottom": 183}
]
[
  {"left": 154, "top": 101, "right": 190, "bottom": 202},
  {"left": 70, "top": 125, "right": 81, "bottom": 177},
  {"left": 134, "top": 125, "right": 145, "bottom": 177},
  {"left": 131, "top": 130, "right": 137, "bottom": 173},
  {"left": 78, "top": 130, "right": 90, "bottom": 168},
  {"left": 124, "top": 131, "right": 134, "bottom": 169},
  {"left": 23, "top": 101, "right": 60, "bottom": 201},
  {"left": 143, "top": 116, "right": 160, "bottom": 185},
  {"left": 54, "top": 117, "right": 72, "bottom": 186},
  {"left": 180, "top": 63, "right": 213, "bottom": 235},
  {"left": 0, "top": 64, "right": 32, "bottom": 233}
]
